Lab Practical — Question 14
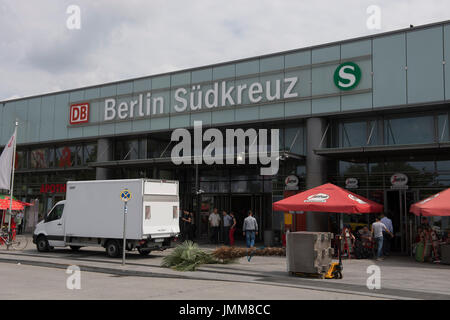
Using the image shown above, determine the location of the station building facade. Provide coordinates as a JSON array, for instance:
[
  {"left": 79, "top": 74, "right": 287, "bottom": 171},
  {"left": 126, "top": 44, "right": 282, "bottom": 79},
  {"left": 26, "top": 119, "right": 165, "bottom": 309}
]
[{"left": 1, "top": 20, "right": 450, "bottom": 251}]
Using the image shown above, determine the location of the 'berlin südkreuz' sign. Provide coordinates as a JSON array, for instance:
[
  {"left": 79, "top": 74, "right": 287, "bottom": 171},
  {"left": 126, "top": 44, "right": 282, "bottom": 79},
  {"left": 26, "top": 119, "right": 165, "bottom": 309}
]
[{"left": 103, "top": 77, "right": 299, "bottom": 121}]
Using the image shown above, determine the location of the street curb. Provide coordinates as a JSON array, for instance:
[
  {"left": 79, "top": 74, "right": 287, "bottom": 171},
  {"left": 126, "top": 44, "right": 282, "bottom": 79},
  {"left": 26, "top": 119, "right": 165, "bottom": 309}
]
[
  {"left": 0, "top": 256, "right": 199, "bottom": 280},
  {"left": 0, "top": 255, "right": 411, "bottom": 300}
]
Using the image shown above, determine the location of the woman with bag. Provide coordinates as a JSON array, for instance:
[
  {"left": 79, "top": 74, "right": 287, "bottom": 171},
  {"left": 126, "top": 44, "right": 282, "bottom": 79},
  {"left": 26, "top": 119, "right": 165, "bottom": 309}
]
[{"left": 229, "top": 212, "right": 237, "bottom": 246}]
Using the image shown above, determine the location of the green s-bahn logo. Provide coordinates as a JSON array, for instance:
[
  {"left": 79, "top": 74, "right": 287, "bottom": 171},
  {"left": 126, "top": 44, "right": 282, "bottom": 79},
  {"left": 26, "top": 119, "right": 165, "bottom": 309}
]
[{"left": 334, "top": 62, "right": 361, "bottom": 90}]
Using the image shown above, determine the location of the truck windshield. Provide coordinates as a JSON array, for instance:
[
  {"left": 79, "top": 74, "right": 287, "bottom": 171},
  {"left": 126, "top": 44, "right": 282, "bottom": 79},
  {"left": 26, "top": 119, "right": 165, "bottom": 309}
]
[{"left": 46, "top": 204, "right": 64, "bottom": 222}]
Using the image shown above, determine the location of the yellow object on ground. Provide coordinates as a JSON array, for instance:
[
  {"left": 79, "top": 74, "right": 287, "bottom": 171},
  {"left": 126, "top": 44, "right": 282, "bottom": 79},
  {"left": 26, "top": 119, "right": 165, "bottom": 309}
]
[{"left": 324, "top": 262, "right": 343, "bottom": 279}]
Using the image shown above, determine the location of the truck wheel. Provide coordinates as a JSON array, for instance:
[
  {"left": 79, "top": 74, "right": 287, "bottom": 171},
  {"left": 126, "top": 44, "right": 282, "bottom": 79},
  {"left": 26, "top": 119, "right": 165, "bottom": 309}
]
[
  {"left": 138, "top": 248, "right": 151, "bottom": 256},
  {"left": 36, "top": 236, "right": 49, "bottom": 252},
  {"left": 105, "top": 240, "right": 121, "bottom": 258},
  {"left": 70, "top": 246, "right": 82, "bottom": 252}
]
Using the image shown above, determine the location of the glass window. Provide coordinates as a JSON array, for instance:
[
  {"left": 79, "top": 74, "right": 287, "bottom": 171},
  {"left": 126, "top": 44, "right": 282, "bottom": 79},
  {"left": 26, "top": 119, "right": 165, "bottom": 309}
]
[
  {"left": 201, "top": 169, "right": 229, "bottom": 181},
  {"left": 384, "top": 116, "right": 435, "bottom": 145},
  {"left": 339, "top": 161, "right": 367, "bottom": 175},
  {"left": 405, "top": 161, "right": 435, "bottom": 173},
  {"left": 339, "top": 121, "right": 367, "bottom": 147},
  {"left": 15, "top": 151, "right": 27, "bottom": 170},
  {"left": 145, "top": 206, "right": 151, "bottom": 220},
  {"left": 369, "top": 161, "right": 384, "bottom": 174},
  {"left": 30, "top": 148, "right": 49, "bottom": 169},
  {"left": 284, "top": 127, "right": 304, "bottom": 154},
  {"left": 384, "top": 160, "right": 435, "bottom": 174},
  {"left": 438, "top": 113, "right": 449, "bottom": 142},
  {"left": 71, "top": 146, "right": 83, "bottom": 167},
  {"left": 115, "top": 140, "right": 139, "bottom": 160},
  {"left": 147, "top": 138, "right": 168, "bottom": 159},
  {"left": 56, "top": 146, "right": 73, "bottom": 168},
  {"left": 138, "top": 138, "right": 147, "bottom": 159},
  {"left": 46, "top": 204, "right": 64, "bottom": 222},
  {"left": 47, "top": 148, "right": 55, "bottom": 167},
  {"left": 437, "top": 160, "right": 450, "bottom": 172},
  {"left": 83, "top": 144, "right": 97, "bottom": 164},
  {"left": 173, "top": 206, "right": 178, "bottom": 219}
]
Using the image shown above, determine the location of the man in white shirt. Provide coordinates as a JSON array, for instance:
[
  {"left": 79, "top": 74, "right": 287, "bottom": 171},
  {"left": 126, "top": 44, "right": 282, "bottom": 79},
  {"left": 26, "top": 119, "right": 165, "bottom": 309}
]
[
  {"left": 243, "top": 210, "right": 258, "bottom": 248},
  {"left": 208, "top": 208, "right": 221, "bottom": 244},
  {"left": 371, "top": 216, "right": 393, "bottom": 261}
]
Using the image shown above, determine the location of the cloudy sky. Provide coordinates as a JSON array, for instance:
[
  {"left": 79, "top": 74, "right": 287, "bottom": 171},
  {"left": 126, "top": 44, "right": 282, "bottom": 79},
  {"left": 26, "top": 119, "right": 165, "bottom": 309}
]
[{"left": 0, "top": 0, "right": 449, "bottom": 101}]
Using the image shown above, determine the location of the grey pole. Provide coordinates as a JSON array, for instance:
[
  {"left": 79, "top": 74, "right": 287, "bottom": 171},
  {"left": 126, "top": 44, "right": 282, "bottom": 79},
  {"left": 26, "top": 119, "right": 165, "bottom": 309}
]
[
  {"left": 122, "top": 201, "right": 127, "bottom": 265},
  {"left": 305, "top": 117, "right": 328, "bottom": 231},
  {"left": 195, "top": 164, "right": 200, "bottom": 239},
  {"left": 96, "top": 138, "right": 112, "bottom": 180}
]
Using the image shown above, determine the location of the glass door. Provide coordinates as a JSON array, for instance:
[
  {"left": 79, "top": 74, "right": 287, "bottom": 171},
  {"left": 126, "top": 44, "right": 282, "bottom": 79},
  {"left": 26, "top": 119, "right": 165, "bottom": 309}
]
[
  {"left": 402, "top": 190, "right": 418, "bottom": 256},
  {"left": 199, "top": 195, "right": 214, "bottom": 239},
  {"left": 385, "top": 189, "right": 418, "bottom": 254}
]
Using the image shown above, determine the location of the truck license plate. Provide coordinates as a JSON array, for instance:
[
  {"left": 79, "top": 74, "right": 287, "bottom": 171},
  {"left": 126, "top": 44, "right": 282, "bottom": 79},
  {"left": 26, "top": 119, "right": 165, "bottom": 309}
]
[{"left": 155, "top": 238, "right": 164, "bottom": 242}]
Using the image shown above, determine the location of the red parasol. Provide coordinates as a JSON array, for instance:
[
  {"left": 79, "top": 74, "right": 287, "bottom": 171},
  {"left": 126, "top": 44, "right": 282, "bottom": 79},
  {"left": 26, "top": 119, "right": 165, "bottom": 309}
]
[
  {"left": 410, "top": 188, "right": 450, "bottom": 216},
  {"left": 0, "top": 199, "right": 24, "bottom": 211},
  {"left": 0, "top": 195, "right": 32, "bottom": 211},
  {"left": 272, "top": 183, "right": 383, "bottom": 214}
]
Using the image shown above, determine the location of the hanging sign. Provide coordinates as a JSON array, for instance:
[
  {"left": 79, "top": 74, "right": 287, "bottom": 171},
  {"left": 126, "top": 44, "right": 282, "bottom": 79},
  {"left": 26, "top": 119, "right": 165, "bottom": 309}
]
[
  {"left": 390, "top": 173, "right": 409, "bottom": 189},
  {"left": 284, "top": 175, "right": 299, "bottom": 190},
  {"left": 345, "top": 178, "right": 359, "bottom": 189}
]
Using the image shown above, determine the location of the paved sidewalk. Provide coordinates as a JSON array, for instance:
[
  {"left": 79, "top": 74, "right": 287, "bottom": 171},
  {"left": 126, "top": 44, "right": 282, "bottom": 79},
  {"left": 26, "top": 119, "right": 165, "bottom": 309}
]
[{"left": 1, "top": 235, "right": 449, "bottom": 299}]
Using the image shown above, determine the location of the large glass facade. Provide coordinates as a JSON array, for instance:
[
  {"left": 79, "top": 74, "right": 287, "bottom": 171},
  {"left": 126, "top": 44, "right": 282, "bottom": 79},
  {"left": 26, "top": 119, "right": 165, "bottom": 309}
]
[
  {"left": 110, "top": 123, "right": 306, "bottom": 162},
  {"left": 385, "top": 115, "right": 435, "bottom": 145},
  {"left": 336, "top": 120, "right": 377, "bottom": 147},
  {"left": 329, "top": 155, "right": 450, "bottom": 247},
  {"left": 14, "top": 143, "right": 97, "bottom": 171},
  {"left": 331, "top": 111, "right": 450, "bottom": 148}
]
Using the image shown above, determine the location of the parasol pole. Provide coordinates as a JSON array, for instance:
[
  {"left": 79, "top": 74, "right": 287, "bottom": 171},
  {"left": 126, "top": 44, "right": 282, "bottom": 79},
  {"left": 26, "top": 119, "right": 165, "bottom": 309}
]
[{"left": 7, "top": 121, "right": 18, "bottom": 235}]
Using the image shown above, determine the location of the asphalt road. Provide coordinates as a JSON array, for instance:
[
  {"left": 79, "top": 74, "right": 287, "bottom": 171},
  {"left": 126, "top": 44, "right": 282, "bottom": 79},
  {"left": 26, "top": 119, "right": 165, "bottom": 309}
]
[{"left": 0, "top": 262, "right": 382, "bottom": 300}]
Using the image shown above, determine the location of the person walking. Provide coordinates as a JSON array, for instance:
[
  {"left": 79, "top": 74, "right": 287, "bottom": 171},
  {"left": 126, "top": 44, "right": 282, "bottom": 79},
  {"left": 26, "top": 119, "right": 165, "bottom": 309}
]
[
  {"left": 208, "top": 208, "right": 221, "bottom": 244},
  {"left": 189, "top": 211, "right": 196, "bottom": 241},
  {"left": 371, "top": 216, "right": 393, "bottom": 261},
  {"left": 222, "top": 211, "right": 233, "bottom": 245},
  {"left": 181, "top": 210, "right": 192, "bottom": 241},
  {"left": 229, "top": 212, "right": 237, "bottom": 246},
  {"left": 16, "top": 214, "right": 23, "bottom": 235},
  {"left": 243, "top": 210, "right": 258, "bottom": 248},
  {"left": 380, "top": 213, "right": 394, "bottom": 257}
]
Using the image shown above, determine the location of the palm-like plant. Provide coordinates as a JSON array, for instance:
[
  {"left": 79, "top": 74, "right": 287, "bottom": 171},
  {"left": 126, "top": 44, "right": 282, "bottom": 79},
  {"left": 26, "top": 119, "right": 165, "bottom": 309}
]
[{"left": 161, "top": 241, "right": 219, "bottom": 271}]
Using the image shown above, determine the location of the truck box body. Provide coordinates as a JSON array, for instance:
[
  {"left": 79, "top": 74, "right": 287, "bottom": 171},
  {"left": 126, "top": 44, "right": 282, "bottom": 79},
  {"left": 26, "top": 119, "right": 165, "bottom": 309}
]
[{"left": 65, "top": 179, "right": 179, "bottom": 240}]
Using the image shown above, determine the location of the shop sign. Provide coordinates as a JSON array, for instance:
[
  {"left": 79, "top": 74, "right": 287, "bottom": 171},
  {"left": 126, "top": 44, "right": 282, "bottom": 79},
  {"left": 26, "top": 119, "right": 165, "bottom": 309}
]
[
  {"left": 40, "top": 183, "right": 67, "bottom": 194},
  {"left": 70, "top": 103, "right": 89, "bottom": 125},
  {"left": 345, "top": 177, "right": 359, "bottom": 189},
  {"left": 334, "top": 62, "right": 361, "bottom": 90},
  {"left": 284, "top": 175, "right": 299, "bottom": 190},
  {"left": 390, "top": 173, "right": 408, "bottom": 189},
  {"left": 304, "top": 193, "right": 329, "bottom": 203}
]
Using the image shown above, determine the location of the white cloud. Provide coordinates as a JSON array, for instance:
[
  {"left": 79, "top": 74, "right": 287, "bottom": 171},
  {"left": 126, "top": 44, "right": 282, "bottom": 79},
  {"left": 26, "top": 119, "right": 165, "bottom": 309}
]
[{"left": 0, "top": 0, "right": 449, "bottom": 100}]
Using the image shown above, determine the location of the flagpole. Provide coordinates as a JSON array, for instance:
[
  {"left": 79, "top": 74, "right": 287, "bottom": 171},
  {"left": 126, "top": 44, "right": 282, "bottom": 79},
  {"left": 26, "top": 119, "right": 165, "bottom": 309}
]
[{"left": 7, "top": 121, "right": 18, "bottom": 235}]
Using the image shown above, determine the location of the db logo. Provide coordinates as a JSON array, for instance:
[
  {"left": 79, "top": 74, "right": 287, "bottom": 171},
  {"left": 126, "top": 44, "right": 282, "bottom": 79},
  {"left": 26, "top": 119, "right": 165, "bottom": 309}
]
[{"left": 70, "top": 103, "right": 89, "bottom": 125}]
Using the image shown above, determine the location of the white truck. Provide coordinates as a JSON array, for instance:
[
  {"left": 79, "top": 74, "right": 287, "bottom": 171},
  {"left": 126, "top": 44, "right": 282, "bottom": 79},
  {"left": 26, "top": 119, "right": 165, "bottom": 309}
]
[{"left": 33, "top": 179, "right": 180, "bottom": 257}]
